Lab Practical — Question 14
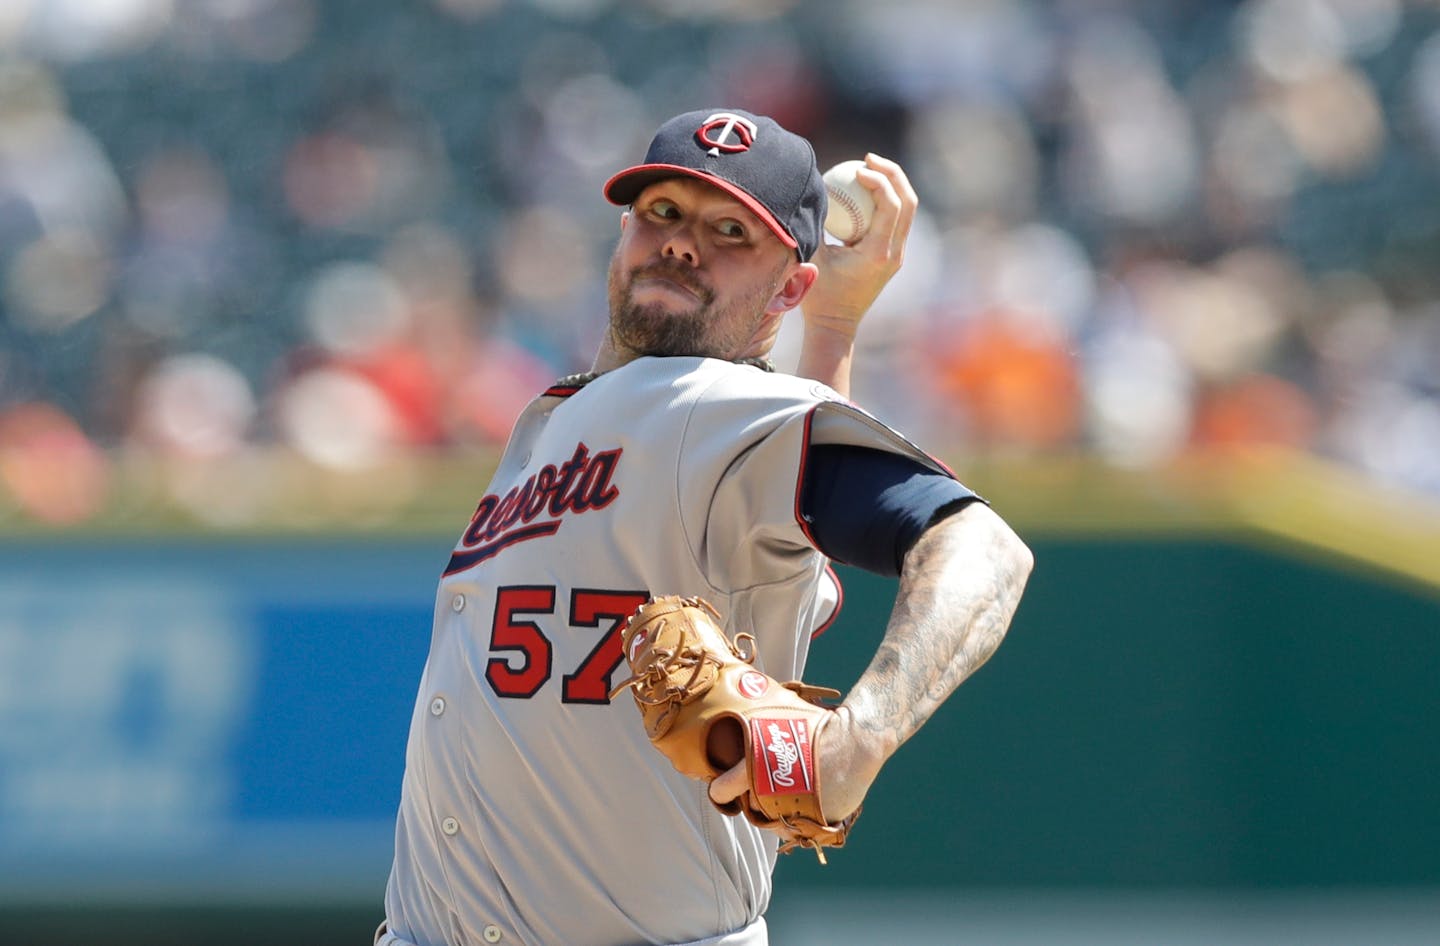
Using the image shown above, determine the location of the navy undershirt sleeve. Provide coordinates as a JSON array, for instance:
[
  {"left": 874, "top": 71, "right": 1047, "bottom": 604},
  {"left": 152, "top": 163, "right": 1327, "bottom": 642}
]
[{"left": 799, "top": 444, "right": 982, "bottom": 577}]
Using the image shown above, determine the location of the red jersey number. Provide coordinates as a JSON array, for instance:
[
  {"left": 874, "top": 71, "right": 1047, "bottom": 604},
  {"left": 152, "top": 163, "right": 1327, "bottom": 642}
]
[{"left": 484, "top": 586, "right": 648, "bottom": 703}]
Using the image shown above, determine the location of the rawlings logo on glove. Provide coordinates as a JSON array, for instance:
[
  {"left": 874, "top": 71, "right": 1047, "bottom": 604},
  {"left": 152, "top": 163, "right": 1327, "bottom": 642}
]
[
  {"left": 609, "top": 595, "right": 860, "bottom": 861},
  {"left": 753, "top": 718, "right": 813, "bottom": 794}
]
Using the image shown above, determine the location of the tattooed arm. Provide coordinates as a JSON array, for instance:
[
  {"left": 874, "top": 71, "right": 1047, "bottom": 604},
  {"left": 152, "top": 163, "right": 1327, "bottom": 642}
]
[
  {"left": 822, "top": 501, "right": 1032, "bottom": 820},
  {"left": 711, "top": 500, "right": 1033, "bottom": 824}
]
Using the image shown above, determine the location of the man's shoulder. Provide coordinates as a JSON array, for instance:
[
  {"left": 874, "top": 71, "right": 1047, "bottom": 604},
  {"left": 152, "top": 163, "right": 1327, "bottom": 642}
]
[
  {"left": 686, "top": 357, "right": 846, "bottom": 408},
  {"left": 589, "top": 356, "right": 844, "bottom": 411},
  {"left": 686, "top": 361, "right": 948, "bottom": 474}
]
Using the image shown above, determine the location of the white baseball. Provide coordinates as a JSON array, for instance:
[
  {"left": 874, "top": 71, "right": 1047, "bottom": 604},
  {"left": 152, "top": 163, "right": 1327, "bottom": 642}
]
[{"left": 822, "top": 160, "right": 875, "bottom": 244}]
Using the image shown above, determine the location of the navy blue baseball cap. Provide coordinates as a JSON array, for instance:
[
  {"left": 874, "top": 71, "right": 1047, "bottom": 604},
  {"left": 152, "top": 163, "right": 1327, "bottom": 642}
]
[{"left": 604, "top": 108, "right": 827, "bottom": 262}]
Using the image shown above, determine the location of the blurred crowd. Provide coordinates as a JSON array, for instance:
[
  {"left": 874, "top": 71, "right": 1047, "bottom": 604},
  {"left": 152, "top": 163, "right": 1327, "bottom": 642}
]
[{"left": 2, "top": 0, "right": 1439, "bottom": 526}]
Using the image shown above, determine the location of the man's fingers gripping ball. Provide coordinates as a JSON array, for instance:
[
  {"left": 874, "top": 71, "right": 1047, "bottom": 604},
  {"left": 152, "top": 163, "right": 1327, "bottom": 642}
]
[{"left": 611, "top": 595, "right": 861, "bottom": 861}]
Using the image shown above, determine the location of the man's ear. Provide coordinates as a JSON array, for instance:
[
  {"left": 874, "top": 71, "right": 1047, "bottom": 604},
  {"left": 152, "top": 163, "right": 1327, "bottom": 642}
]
[
  {"left": 765, "top": 262, "right": 819, "bottom": 314},
  {"left": 620, "top": 210, "right": 631, "bottom": 231}
]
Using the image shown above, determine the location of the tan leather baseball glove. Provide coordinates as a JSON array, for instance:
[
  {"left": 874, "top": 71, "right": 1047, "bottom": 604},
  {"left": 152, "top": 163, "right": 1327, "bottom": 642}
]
[{"left": 609, "top": 594, "right": 860, "bottom": 861}]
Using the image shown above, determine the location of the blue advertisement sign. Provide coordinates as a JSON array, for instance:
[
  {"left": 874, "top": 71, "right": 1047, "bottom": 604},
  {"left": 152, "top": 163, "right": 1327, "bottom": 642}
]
[{"left": 0, "top": 537, "right": 444, "bottom": 904}]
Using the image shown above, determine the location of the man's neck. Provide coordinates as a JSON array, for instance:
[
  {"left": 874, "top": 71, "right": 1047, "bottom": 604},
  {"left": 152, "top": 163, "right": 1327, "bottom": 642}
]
[
  {"left": 590, "top": 333, "right": 630, "bottom": 375},
  {"left": 588, "top": 331, "right": 775, "bottom": 376}
]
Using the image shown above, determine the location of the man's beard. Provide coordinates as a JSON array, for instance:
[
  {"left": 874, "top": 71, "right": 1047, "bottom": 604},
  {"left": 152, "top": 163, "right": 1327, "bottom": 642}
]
[
  {"left": 607, "top": 254, "right": 785, "bottom": 360},
  {"left": 607, "top": 257, "right": 720, "bottom": 358}
]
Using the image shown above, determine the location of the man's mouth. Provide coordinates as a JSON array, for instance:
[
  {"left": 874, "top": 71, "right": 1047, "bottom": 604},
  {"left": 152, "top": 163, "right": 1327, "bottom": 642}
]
[{"left": 632, "top": 265, "right": 709, "bottom": 303}]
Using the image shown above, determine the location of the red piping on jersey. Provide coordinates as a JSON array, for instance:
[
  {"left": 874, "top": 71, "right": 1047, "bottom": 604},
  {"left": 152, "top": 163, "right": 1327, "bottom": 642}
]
[
  {"left": 544, "top": 384, "right": 583, "bottom": 398},
  {"left": 812, "top": 561, "right": 843, "bottom": 640},
  {"left": 793, "top": 407, "right": 821, "bottom": 548},
  {"left": 930, "top": 452, "right": 957, "bottom": 478}
]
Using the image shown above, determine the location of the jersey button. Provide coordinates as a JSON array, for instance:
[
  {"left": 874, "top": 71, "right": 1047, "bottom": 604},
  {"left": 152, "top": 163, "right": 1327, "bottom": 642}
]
[
  {"left": 451, "top": 594, "right": 465, "bottom": 613},
  {"left": 482, "top": 926, "right": 503, "bottom": 943},
  {"left": 441, "top": 817, "right": 459, "bottom": 836},
  {"left": 429, "top": 697, "right": 446, "bottom": 717}
]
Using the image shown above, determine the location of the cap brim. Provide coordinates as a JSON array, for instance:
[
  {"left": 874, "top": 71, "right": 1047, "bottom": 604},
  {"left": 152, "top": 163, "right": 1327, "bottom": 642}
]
[{"left": 603, "top": 164, "right": 799, "bottom": 252}]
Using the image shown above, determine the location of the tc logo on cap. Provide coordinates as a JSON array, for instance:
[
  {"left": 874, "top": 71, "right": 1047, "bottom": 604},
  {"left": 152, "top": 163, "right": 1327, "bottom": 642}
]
[{"left": 697, "top": 112, "right": 758, "bottom": 157}]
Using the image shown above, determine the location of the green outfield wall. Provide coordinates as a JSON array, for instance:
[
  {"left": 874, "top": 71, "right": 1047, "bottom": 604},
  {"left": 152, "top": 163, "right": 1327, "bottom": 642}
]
[{"left": 779, "top": 540, "right": 1440, "bottom": 891}]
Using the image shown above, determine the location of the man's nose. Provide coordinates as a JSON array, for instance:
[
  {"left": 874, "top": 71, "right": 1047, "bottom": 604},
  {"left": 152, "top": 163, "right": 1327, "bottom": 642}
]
[{"left": 661, "top": 227, "right": 699, "bottom": 265}]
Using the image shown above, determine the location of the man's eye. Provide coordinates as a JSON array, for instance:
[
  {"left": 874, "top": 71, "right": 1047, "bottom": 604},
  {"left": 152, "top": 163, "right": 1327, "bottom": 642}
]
[
  {"left": 648, "top": 200, "right": 679, "bottom": 219},
  {"left": 717, "top": 220, "right": 746, "bottom": 239}
]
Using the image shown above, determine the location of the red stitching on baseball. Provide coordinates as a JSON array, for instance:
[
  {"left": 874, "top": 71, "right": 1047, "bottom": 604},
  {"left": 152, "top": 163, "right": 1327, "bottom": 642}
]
[{"left": 827, "top": 186, "right": 865, "bottom": 239}]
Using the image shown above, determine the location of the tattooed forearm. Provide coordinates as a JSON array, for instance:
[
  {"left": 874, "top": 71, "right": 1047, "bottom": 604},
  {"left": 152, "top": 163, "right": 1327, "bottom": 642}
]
[{"left": 843, "top": 501, "right": 1033, "bottom": 760}]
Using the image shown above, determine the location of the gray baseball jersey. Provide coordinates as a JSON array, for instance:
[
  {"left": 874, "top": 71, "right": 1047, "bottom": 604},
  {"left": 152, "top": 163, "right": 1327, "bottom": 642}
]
[{"left": 382, "top": 355, "right": 948, "bottom": 946}]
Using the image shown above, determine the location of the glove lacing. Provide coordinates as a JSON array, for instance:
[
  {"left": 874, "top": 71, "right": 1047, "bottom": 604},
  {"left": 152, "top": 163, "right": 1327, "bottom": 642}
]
[{"left": 609, "top": 631, "right": 757, "bottom": 702}]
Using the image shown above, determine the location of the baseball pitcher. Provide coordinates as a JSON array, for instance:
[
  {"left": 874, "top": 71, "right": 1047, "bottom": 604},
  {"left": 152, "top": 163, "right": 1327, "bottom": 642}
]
[{"left": 378, "top": 108, "right": 1033, "bottom": 946}]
